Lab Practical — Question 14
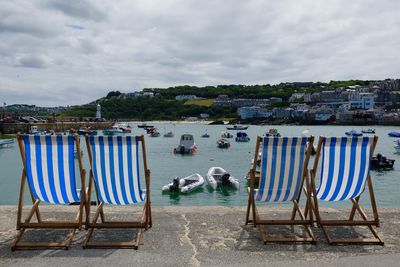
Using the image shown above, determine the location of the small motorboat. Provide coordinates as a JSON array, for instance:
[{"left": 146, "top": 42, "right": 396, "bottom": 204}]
[
  {"left": 162, "top": 173, "right": 204, "bottom": 193},
  {"left": 217, "top": 138, "right": 230, "bottom": 148},
  {"left": 173, "top": 134, "right": 197, "bottom": 154},
  {"left": 388, "top": 131, "right": 400, "bottom": 138},
  {"left": 361, "top": 128, "right": 375, "bottom": 134},
  {"left": 77, "top": 127, "right": 97, "bottom": 136},
  {"left": 206, "top": 167, "right": 239, "bottom": 190},
  {"left": 235, "top": 131, "right": 250, "bottom": 142},
  {"left": 149, "top": 130, "right": 160, "bottom": 137},
  {"left": 264, "top": 128, "right": 281, "bottom": 137},
  {"left": 138, "top": 123, "right": 154, "bottom": 129},
  {"left": 146, "top": 127, "right": 157, "bottom": 134},
  {"left": 163, "top": 131, "right": 174, "bottom": 138},
  {"left": 370, "top": 154, "right": 395, "bottom": 170},
  {"left": 345, "top": 130, "right": 363, "bottom": 137},
  {"left": 113, "top": 123, "right": 131, "bottom": 133},
  {"left": 201, "top": 129, "right": 210, "bottom": 138},
  {"left": 0, "top": 138, "right": 14, "bottom": 148},
  {"left": 102, "top": 128, "right": 122, "bottom": 135},
  {"left": 394, "top": 140, "right": 400, "bottom": 153},
  {"left": 226, "top": 125, "right": 248, "bottom": 130},
  {"left": 221, "top": 131, "right": 233, "bottom": 138}
]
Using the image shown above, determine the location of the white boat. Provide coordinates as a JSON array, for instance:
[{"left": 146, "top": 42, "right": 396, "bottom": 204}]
[
  {"left": 162, "top": 173, "right": 204, "bottom": 193},
  {"left": 30, "top": 125, "right": 39, "bottom": 135},
  {"left": 394, "top": 140, "right": 400, "bottom": 153},
  {"left": 217, "top": 138, "right": 230, "bottom": 148},
  {"left": 206, "top": 167, "right": 239, "bottom": 190},
  {"left": 263, "top": 128, "right": 280, "bottom": 137},
  {"left": 221, "top": 131, "right": 233, "bottom": 138},
  {"left": 173, "top": 134, "right": 197, "bottom": 154},
  {"left": 113, "top": 123, "right": 131, "bottom": 133},
  {"left": 0, "top": 138, "right": 14, "bottom": 148},
  {"left": 226, "top": 125, "right": 248, "bottom": 130},
  {"left": 361, "top": 128, "right": 375, "bottom": 134},
  {"left": 163, "top": 131, "right": 174, "bottom": 138},
  {"left": 201, "top": 130, "right": 210, "bottom": 138}
]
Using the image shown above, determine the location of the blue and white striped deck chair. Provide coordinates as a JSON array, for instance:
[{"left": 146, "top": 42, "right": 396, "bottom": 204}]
[
  {"left": 84, "top": 135, "right": 151, "bottom": 249},
  {"left": 246, "top": 136, "right": 316, "bottom": 244},
  {"left": 13, "top": 134, "right": 86, "bottom": 251},
  {"left": 310, "top": 136, "right": 384, "bottom": 245}
]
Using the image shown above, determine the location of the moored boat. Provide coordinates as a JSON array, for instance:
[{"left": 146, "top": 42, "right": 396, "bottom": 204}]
[
  {"left": 163, "top": 131, "right": 174, "bottom": 138},
  {"left": 263, "top": 128, "right": 280, "bottom": 137},
  {"left": 102, "top": 129, "right": 120, "bottom": 136},
  {"left": 221, "top": 131, "right": 233, "bottom": 138},
  {"left": 226, "top": 125, "right": 248, "bottom": 130},
  {"left": 149, "top": 130, "right": 160, "bottom": 137},
  {"left": 138, "top": 123, "right": 154, "bottom": 129},
  {"left": 206, "top": 167, "right": 239, "bottom": 190},
  {"left": 113, "top": 123, "right": 131, "bottom": 133},
  {"left": 345, "top": 130, "right": 363, "bottom": 137},
  {"left": 235, "top": 131, "right": 250, "bottom": 142},
  {"left": 217, "top": 138, "right": 230, "bottom": 148},
  {"left": 201, "top": 130, "right": 210, "bottom": 138},
  {"left": 394, "top": 140, "right": 400, "bottom": 153},
  {"left": 361, "top": 128, "right": 375, "bottom": 134},
  {"left": 162, "top": 173, "right": 204, "bottom": 193},
  {"left": 173, "top": 134, "right": 197, "bottom": 154},
  {"left": 388, "top": 131, "right": 400, "bottom": 138},
  {"left": 0, "top": 138, "right": 14, "bottom": 148},
  {"left": 77, "top": 127, "right": 97, "bottom": 136},
  {"left": 370, "top": 153, "right": 395, "bottom": 170}
]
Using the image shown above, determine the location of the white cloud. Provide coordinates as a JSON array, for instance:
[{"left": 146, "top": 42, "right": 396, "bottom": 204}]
[{"left": 0, "top": 0, "right": 399, "bottom": 106}]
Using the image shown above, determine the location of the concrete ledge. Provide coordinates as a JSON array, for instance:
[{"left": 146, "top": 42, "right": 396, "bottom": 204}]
[{"left": 0, "top": 206, "right": 399, "bottom": 266}]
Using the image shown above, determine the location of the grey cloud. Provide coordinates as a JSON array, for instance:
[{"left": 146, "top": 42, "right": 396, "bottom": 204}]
[
  {"left": 43, "top": 0, "right": 107, "bottom": 21},
  {"left": 16, "top": 55, "right": 49, "bottom": 68},
  {"left": 0, "top": 0, "right": 399, "bottom": 106}
]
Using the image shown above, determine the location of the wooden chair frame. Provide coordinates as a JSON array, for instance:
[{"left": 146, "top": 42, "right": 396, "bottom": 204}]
[
  {"left": 245, "top": 136, "right": 316, "bottom": 244},
  {"left": 83, "top": 135, "right": 151, "bottom": 249},
  {"left": 310, "top": 136, "right": 384, "bottom": 245},
  {"left": 12, "top": 133, "right": 86, "bottom": 251}
]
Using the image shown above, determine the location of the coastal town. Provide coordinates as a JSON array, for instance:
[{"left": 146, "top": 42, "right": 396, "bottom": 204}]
[{"left": 1, "top": 79, "right": 400, "bottom": 127}]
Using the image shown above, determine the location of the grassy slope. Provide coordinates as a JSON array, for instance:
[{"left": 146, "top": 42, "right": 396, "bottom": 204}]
[{"left": 183, "top": 99, "right": 215, "bottom": 107}]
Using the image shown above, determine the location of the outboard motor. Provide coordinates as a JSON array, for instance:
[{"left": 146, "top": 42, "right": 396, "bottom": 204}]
[
  {"left": 221, "top": 173, "right": 231, "bottom": 186},
  {"left": 170, "top": 177, "right": 180, "bottom": 192}
]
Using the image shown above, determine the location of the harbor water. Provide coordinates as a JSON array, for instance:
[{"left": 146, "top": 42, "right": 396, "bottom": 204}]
[{"left": 0, "top": 124, "right": 399, "bottom": 207}]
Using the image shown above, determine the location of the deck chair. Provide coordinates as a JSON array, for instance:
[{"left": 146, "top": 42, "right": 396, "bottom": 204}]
[
  {"left": 245, "top": 136, "right": 316, "bottom": 244},
  {"left": 84, "top": 135, "right": 151, "bottom": 249},
  {"left": 310, "top": 136, "right": 384, "bottom": 245},
  {"left": 12, "top": 134, "right": 86, "bottom": 250}
]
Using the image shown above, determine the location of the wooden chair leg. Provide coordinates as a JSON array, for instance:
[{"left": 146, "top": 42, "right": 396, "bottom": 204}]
[{"left": 245, "top": 193, "right": 252, "bottom": 225}]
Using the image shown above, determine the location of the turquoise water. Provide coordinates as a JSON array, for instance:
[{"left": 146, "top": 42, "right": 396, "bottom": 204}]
[{"left": 1, "top": 124, "right": 399, "bottom": 207}]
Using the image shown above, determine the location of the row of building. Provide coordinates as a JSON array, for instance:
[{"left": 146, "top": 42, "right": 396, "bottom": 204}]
[{"left": 237, "top": 80, "right": 400, "bottom": 123}]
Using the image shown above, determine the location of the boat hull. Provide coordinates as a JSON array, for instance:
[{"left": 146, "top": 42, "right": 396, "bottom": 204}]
[
  {"left": 162, "top": 173, "right": 204, "bottom": 193},
  {"left": 206, "top": 167, "right": 239, "bottom": 190}
]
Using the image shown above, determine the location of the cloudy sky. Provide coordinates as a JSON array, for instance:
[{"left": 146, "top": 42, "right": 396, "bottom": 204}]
[{"left": 0, "top": 0, "right": 399, "bottom": 106}]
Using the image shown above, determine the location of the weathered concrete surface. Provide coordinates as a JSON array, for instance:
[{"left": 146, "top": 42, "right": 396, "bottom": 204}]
[{"left": 0, "top": 206, "right": 399, "bottom": 267}]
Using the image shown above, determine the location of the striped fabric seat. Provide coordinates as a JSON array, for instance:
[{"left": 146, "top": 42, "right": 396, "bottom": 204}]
[
  {"left": 256, "top": 137, "right": 308, "bottom": 202},
  {"left": 88, "top": 136, "right": 145, "bottom": 205},
  {"left": 23, "top": 135, "right": 80, "bottom": 204},
  {"left": 316, "top": 137, "right": 374, "bottom": 201}
]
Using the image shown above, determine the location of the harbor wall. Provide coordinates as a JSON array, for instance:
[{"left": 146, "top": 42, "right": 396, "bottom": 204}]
[{"left": 0, "top": 122, "right": 113, "bottom": 134}]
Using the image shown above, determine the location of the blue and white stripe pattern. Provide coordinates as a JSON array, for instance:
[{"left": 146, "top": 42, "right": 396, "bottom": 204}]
[
  {"left": 23, "top": 135, "right": 80, "bottom": 204},
  {"left": 316, "top": 137, "right": 374, "bottom": 201},
  {"left": 255, "top": 137, "right": 308, "bottom": 202},
  {"left": 88, "top": 136, "right": 145, "bottom": 205}
]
